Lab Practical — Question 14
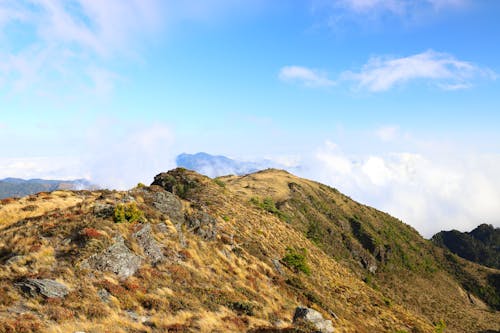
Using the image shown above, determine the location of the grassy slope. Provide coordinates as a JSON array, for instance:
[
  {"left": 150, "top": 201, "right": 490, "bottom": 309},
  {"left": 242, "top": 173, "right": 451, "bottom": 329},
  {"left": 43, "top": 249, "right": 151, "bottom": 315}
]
[
  {"left": 0, "top": 169, "right": 435, "bottom": 333},
  {"left": 220, "top": 169, "right": 500, "bottom": 333},
  {"left": 0, "top": 168, "right": 497, "bottom": 332}
]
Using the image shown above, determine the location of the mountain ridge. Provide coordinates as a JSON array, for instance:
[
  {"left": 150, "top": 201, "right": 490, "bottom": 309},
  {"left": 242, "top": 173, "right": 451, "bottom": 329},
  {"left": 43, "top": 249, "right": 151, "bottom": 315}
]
[
  {"left": 432, "top": 224, "right": 500, "bottom": 269},
  {"left": 0, "top": 168, "right": 498, "bottom": 332}
]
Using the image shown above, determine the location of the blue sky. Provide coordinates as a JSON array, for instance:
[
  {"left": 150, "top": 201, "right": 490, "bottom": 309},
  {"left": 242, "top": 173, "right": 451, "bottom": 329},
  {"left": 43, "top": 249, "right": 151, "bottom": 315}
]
[{"left": 1, "top": 0, "right": 499, "bottom": 236}]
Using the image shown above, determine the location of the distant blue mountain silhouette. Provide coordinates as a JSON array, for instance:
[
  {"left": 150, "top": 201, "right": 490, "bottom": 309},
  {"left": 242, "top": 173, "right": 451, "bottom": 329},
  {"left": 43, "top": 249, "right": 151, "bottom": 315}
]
[{"left": 176, "top": 152, "right": 277, "bottom": 177}]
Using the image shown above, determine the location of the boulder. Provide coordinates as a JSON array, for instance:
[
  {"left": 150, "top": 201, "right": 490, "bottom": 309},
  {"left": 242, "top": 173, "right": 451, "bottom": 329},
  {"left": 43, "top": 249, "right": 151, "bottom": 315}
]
[
  {"left": 272, "top": 259, "right": 285, "bottom": 275},
  {"left": 147, "top": 189, "right": 184, "bottom": 224},
  {"left": 186, "top": 211, "right": 217, "bottom": 240},
  {"left": 93, "top": 203, "right": 114, "bottom": 218},
  {"left": 133, "top": 223, "right": 165, "bottom": 265},
  {"left": 17, "top": 279, "right": 69, "bottom": 298},
  {"left": 81, "top": 236, "right": 142, "bottom": 279},
  {"left": 293, "top": 307, "right": 334, "bottom": 333}
]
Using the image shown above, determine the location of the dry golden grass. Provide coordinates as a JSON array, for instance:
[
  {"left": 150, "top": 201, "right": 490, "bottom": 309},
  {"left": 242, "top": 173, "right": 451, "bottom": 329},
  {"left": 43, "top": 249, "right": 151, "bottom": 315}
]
[
  {"left": 0, "top": 169, "right": 498, "bottom": 332},
  {"left": 0, "top": 190, "right": 93, "bottom": 229}
]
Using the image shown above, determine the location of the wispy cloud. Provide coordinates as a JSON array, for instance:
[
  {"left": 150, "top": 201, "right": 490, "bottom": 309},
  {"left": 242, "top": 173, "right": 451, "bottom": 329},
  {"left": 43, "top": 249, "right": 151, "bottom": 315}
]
[
  {"left": 375, "top": 126, "right": 400, "bottom": 142},
  {"left": 279, "top": 65, "right": 335, "bottom": 87},
  {"left": 319, "top": 0, "right": 469, "bottom": 25},
  {"left": 0, "top": 1, "right": 261, "bottom": 95},
  {"left": 333, "top": 0, "right": 466, "bottom": 14},
  {"left": 281, "top": 50, "right": 496, "bottom": 93},
  {"left": 341, "top": 50, "right": 496, "bottom": 92}
]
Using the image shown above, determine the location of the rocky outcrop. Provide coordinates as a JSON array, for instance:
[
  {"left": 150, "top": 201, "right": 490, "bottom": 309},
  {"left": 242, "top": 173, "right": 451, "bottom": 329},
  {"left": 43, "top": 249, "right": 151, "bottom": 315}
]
[
  {"left": 16, "top": 279, "right": 69, "bottom": 298},
  {"left": 81, "top": 236, "right": 142, "bottom": 279},
  {"left": 93, "top": 203, "right": 115, "bottom": 218},
  {"left": 185, "top": 211, "right": 217, "bottom": 240},
  {"left": 293, "top": 307, "right": 334, "bottom": 333},
  {"left": 145, "top": 188, "right": 184, "bottom": 224},
  {"left": 133, "top": 223, "right": 165, "bottom": 265}
]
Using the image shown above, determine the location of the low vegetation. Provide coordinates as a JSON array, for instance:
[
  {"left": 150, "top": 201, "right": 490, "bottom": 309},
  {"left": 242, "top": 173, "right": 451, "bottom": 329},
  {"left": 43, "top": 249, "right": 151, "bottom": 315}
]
[
  {"left": 0, "top": 168, "right": 498, "bottom": 332},
  {"left": 113, "top": 202, "right": 144, "bottom": 223}
]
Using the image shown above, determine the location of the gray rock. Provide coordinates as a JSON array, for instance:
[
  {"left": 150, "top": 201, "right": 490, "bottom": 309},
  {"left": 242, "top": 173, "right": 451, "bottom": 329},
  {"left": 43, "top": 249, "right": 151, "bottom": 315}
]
[
  {"left": 185, "top": 211, "right": 217, "bottom": 240},
  {"left": 293, "top": 307, "right": 334, "bottom": 333},
  {"left": 154, "top": 222, "right": 170, "bottom": 234},
  {"left": 272, "top": 259, "right": 285, "bottom": 275},
  {"left": 133, "top": 223, "right": 165, "bottom": 265},
  {"left": 17, "top": 279, "right": 69, "bottom": 298},
  {"left": 81, "top": 236, "right": 142, "bottom": 279},
  {"left": 93, "top": 203, "right": 114, "bottom": 218},
  {"left": 125, "top": 310, "right": 149, "bottom": 323},
  {"left": 148, "top": 190, "right": 184, "bottom": 224},
  {"left": 5, "top": 255, "right": 26, "bottom": 265},
  {"left": 97, "top": 288, "right": 111, "bottom": 303}
]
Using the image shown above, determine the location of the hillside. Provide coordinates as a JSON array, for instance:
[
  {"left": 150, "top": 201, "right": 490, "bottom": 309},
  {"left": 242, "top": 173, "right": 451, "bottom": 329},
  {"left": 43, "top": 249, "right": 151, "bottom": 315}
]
[
  {"left": 219, "top": 169, "right": 500, "bottom": 332},
  {"left": 0, "top": 168, "right": 498, "bottom": 332},
  {"left": 0, "top": 178, "right": 95, "bottom": 200},
  {"left": 432, "top": 224, "right": 500, "bottom": 269}
]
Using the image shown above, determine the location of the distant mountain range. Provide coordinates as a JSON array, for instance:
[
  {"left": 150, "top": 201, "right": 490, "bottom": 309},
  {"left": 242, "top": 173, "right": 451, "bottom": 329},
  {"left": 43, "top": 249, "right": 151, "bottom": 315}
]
[
  {"left": 176, "top": 152, "right": 281, "bottom": 177},
  {"left": 432, "top": 224, "right": 500, "bottom": 269},
  {"left": 0, "top": 178, "right": 95, "bottom": 199}
]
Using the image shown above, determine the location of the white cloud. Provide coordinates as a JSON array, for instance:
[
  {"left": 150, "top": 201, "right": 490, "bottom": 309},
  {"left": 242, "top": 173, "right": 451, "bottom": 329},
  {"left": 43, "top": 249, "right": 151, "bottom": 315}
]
[
  {"left": 326, "top": 0, "right": 467, "bottom": 17},
  {"left": 82, "top": 121, "right": 176, "bottom": 189},
  {"left": 279, "top": 66, "right": 335, "bottom": 87},
  {"left": 0, "top": 1, "right": 262, "bottom": 94},
  {"left": 375, "top": 126, "right": 399, "bottom": 141},
  {"left": 0, "top": 121, "right": 177, "bottom": 189},
  {"left": 0, "top": 156, "right": 85, "bottom": 180},
  {"left": 280, "top": 51, "right": 495, "bottom": 92},
  {"left": 341, "top": 50, "right": 496, "bottom": 92},
  {"left": 304, "top": 142, "right": 500, "bottom": 237}
]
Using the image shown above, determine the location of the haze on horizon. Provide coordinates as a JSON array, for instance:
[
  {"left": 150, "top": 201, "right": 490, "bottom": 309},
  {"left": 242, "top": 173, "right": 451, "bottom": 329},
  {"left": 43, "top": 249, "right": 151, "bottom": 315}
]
[{"left": 1, "top": 0, "right": 499, "bottom": 237}]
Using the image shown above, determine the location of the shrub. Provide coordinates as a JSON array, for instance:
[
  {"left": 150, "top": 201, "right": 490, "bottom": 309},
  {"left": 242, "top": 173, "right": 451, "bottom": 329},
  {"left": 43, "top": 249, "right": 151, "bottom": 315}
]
[
  {"left": 214, "top": 179, "right": 226, "bottom": 188},
  {"left": 434, "top": 319, "right": 446, "bottom": 333},
  {"left": 229, "top": 301, "right": 255, "bottom": 316},
  {"left": 282, "top": 248, "right": 311, "bottom": 275},
  {"left": 250, "top": 197, "right": 290, "bottom": 222},
  {"left": 114, "top": 203, "right": 144, "bottom": 223},
  {"left": 81, "top": 227, "right": 103, "bottom": 239}
]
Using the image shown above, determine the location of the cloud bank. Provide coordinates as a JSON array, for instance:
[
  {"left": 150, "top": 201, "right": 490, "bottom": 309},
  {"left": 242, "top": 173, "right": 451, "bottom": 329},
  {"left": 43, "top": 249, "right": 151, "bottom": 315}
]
[
  {"left": 305, "top": 141, "right": 500, "bottom": 237},
  {"left": 0, "top": 120, "right": 176, "bottom": 190}
]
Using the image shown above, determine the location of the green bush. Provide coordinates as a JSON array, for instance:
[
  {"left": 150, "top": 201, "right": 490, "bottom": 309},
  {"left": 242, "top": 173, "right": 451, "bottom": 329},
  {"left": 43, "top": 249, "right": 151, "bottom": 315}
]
[
  {"left": 114, "top": 203, "right": 144, "bottom": 223},
  {"left": 250, "top": 197, "right": 290, "bottom": 222},
  {"left": 434, "top": 319, "right": 446, "bottom": 333},
  {"left": 213, "top": 179, "right": 226, "bottom": 188},
  {"left": 282, "top": 247, "right": 311, "bottom": 275}
]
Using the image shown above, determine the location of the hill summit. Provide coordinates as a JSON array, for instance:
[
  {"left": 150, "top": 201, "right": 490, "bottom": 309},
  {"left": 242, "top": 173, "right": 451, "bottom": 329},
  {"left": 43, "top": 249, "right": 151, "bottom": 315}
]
[{"left": 0, "top": 168, "right": 498, "bottom": 332}]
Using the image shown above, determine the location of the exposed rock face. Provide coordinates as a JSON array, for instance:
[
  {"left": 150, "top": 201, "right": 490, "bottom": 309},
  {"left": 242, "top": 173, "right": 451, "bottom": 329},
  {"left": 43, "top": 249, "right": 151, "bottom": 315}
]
[
  {"left": 151, "top": 169, "right": 200, "bottom": 200},
  {"left": 272, "top": 259, "right": 285, "bottom": 275},
  {"left": 293, "top": 307, "right": 334, "bottom": 333},
  {"left": 17, "top": 279, "right": 69, "bottom": 298},
  {"left": 146, "top": 188, "right": 184, "bottom": 224},
  {"left": 81, "top": 236, "right": 142, "bottom": 279},
  {"left": 93, "top": 203, "right": 114, "bottom": 218},
  {"left": 186, "top": 211, "right": 217, "bottom": 240},
  {"left": 133, "top": 223, "right": 165, "bottom": 265}
]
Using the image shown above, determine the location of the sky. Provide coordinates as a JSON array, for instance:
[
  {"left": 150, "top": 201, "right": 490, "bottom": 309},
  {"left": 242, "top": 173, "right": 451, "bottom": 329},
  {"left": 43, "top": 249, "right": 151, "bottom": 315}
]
[{"left": 0, "top": 0, "right": 499, "bottom": 237}]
